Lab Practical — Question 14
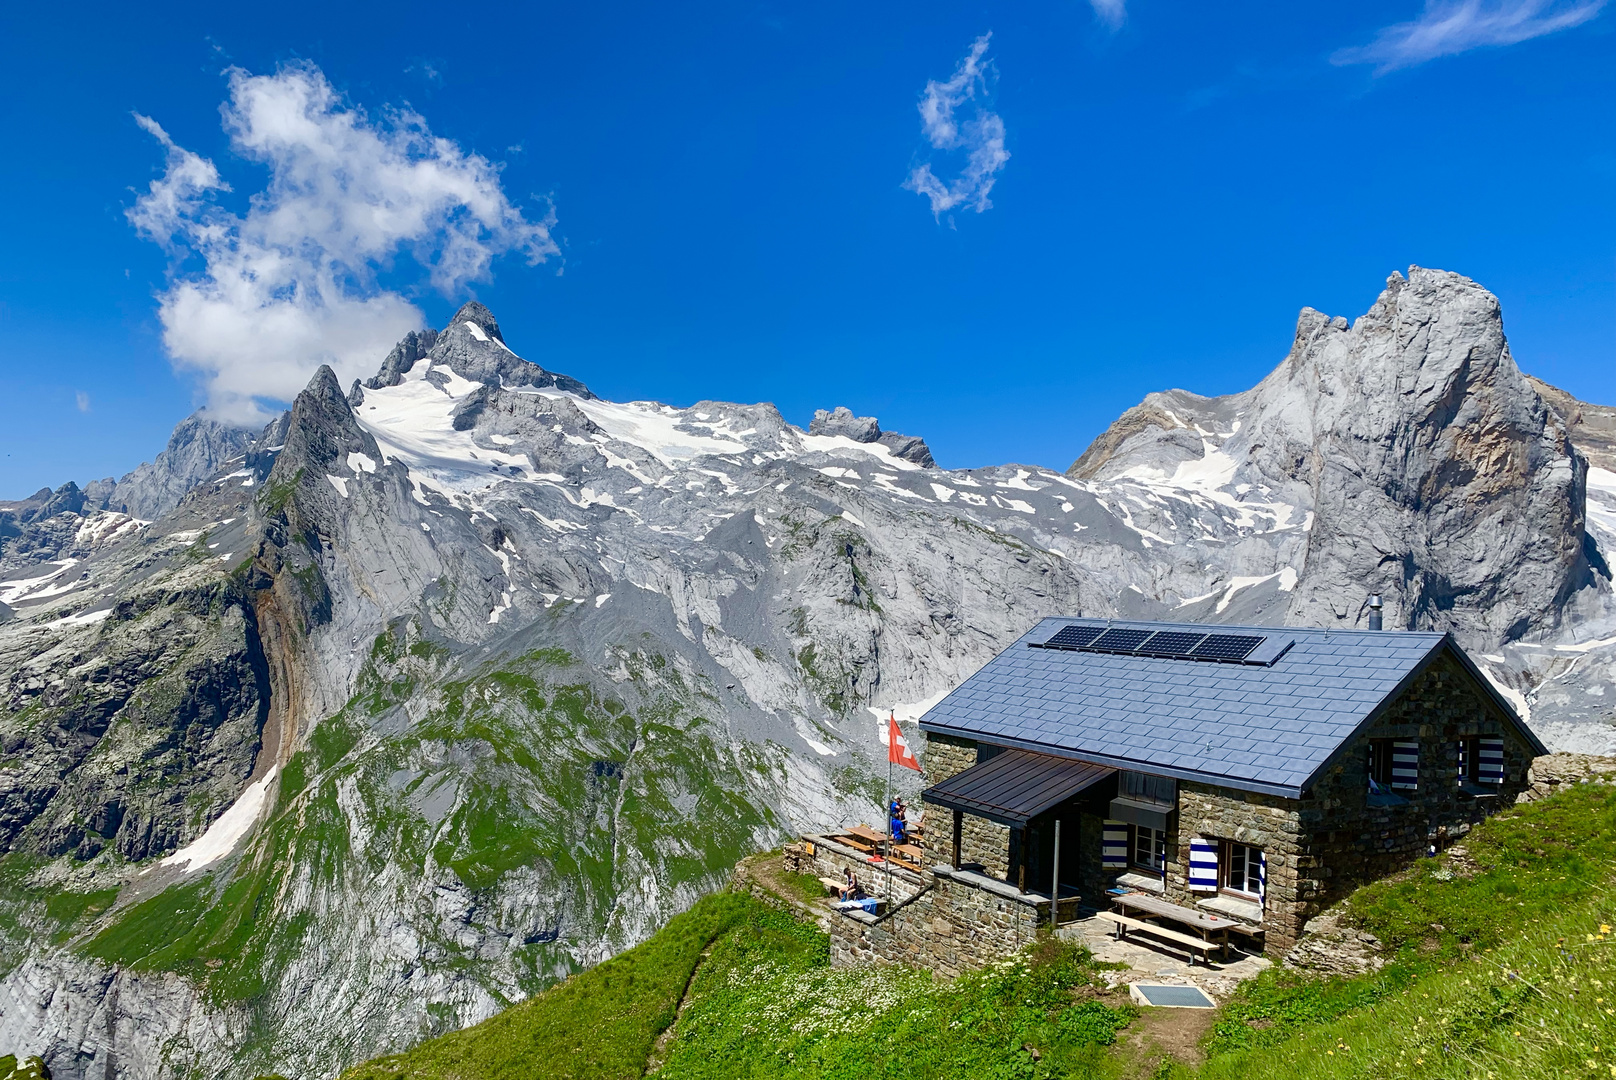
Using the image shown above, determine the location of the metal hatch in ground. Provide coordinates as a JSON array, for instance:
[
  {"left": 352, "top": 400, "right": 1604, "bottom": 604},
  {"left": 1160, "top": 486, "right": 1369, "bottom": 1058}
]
[{"left": 1128, "top": 984, "right": 1216, "bottom": 1009}]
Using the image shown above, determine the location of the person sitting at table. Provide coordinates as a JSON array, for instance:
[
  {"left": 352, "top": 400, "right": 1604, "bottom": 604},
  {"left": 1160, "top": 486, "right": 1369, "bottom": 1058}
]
[
  {"left": 838, "top": 867, "right": 863, "bottom": 902},
  {"left": 888, "top": 799, "right": 909, "bottom": 845}
]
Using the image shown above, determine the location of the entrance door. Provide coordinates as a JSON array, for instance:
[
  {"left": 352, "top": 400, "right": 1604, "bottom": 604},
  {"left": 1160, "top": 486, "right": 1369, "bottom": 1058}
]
[{"left": 1021, "top": 806, "right": 1082, "bottom": 896}]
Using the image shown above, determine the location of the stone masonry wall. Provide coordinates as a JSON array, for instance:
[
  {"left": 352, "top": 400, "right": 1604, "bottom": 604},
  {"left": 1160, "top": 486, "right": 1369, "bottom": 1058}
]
[
  {"left": 921, "top": 734, "right": 1011, "bottom": 877},
  {"left": 826, "top": 871, "right": 1047, "bottom": 977},
  {"left": 1294, "top": 653, "right": 1535, "bottom": 925},
  {"left": 1172, "top": 785, "right": 1306, "bottom": 952},
  {"left": 800, "top": 838, "right": 928, "bottom": 905}
]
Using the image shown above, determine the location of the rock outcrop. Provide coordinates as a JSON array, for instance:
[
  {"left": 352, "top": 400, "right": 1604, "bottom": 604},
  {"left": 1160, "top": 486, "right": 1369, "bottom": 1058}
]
[{"left": 809, "top": 406, "right": 936, "bottom": 467}]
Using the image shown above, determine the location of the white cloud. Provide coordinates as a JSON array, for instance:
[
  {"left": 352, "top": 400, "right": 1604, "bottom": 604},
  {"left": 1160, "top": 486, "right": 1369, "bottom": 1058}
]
[
  {"left": 1090, "top": 0, "right": 1127, "bottom": 29},
  {"left": 903, "top": 34, "right": 1011, "bottom": 218},
  {"left": 75, "top": 392, "right": 90, "bottom": 413},
  {"left": 1333, "top": 0, "right": 1606, "bottom": 72},
  {"left": 129, "top": 63, "right": 557, "bottom": 424}
]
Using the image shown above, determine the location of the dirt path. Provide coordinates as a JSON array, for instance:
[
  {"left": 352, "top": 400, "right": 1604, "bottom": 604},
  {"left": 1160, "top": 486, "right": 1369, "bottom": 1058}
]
[
  {"left": 641, "top": 937, "right": 720, "bottom": 1077},
  {"left": 1111, "top": 981, "right": 1220, "bottom": 1077}
]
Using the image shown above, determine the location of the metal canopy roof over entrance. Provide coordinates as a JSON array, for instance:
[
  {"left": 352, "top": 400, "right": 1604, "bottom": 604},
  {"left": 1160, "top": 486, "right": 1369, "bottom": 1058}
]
[{"left": 921, "top": 749, "right": 1115, "bottom": 827}]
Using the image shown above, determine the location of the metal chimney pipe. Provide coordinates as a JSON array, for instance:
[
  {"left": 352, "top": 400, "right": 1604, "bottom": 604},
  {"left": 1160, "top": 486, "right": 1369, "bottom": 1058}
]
[{"left": 1368, "top": 594, "right": 1384, "bottom": 631}]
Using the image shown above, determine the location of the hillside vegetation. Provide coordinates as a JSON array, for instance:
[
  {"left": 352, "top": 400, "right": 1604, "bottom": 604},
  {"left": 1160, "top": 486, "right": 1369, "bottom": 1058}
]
[{"left": 339, "top": 782, "right": 1616, "bottom": 1080}]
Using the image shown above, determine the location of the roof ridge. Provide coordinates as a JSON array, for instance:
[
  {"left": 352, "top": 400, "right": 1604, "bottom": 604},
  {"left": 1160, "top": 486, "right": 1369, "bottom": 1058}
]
[{"left": 1035, "top": 615, "right": 1447, "bottom": 639}]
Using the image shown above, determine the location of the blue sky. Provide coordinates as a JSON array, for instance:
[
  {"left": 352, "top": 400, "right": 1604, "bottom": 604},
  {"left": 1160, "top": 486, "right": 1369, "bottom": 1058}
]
[{"left": 0, "top": 1, "right": 1611, "bottom": 498}]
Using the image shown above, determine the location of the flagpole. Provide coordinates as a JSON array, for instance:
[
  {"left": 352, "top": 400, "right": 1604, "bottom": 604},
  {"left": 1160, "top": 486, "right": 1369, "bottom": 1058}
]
[{"left": 887, "top": 713, "right": 895, "bottom": 903}]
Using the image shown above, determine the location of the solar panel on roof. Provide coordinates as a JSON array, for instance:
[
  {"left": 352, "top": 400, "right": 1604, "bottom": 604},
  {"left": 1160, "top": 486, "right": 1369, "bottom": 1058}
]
[
  {"left": 1030, "top": 623, "right": 1274, "bottom": 665},
  {"left": 1190, "top": 634, "right": 1265, "bottom": 662},
  {"left": 1092, "top": 627, "right": 1153, "bottom": 652},
  {"left": 1039, "top": 624, "right": 1105, "bottom": 651},
  {"left": 1135, "top": 630, "right": 1208, "bottom": 658}
]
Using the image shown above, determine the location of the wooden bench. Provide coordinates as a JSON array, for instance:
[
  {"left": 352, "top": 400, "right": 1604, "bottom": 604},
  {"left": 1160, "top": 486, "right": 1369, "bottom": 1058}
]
[
  {"left": 817, "top": 876, "right": 848, "bottom": 895},
  {"left": 891, "top": 843, "right": 926, "bottom": 868},
  {"left": 1096, "top": 911, "right": 1226, "bottom": 965},
  {"left": 1226, "top": 922, "right": 1266, "bottom": 949}
]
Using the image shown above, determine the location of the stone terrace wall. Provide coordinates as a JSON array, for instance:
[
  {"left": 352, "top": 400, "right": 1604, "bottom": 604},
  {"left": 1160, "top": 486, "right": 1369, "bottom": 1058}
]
[
  {"left": 797, "top": 837, "right": 929, "bottom": 904},
  {"left": 826, "top": 870, "right": 1049, "bottom": 977}
]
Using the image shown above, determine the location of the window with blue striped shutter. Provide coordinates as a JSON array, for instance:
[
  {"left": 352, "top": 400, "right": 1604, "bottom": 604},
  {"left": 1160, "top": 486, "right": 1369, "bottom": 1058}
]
[
  {"left": 1478, "top": 737, "right": 1505, "bottom": 783},
  {"left": 1102, "top": 820, "right": 1128, "bottom": 868},
  {"left": 1189, "top": 837, "right": 1218, "bottom": 892},
  {"left": 1258, "top": 850, "right": 1267, "bottom": 902},
  {"left": 1391, "top": 740, "right": 1419, "bottom": 790}
]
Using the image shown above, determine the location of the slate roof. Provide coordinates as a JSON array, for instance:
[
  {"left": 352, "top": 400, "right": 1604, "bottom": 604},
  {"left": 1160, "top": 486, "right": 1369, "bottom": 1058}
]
[{"left": 918, "top": 617, "right": 1543, "bottom": 799}]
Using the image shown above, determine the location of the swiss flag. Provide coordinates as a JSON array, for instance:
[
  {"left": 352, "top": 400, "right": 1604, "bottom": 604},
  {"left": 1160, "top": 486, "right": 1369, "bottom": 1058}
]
[{"left": 888, "top": 714, "right": 922, "bottom": 772}]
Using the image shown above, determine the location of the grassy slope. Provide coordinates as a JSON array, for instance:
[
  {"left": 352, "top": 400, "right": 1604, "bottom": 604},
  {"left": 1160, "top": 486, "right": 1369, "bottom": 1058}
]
[
  {"left": 657, "top": 917, "right": 1132, "bottom": 1080},
  {"left": 341, "top": 892, "right": 1137, "bottom": 1080},
  {"left": 338, "top": 780, "right": 1616, "bottom": 1080},
  {"left": 1193, "top": 781, "right": 1616, "bottom": 1080},
  {"left": 343, "top": 892, "right": 757, "bottom": 1080}
]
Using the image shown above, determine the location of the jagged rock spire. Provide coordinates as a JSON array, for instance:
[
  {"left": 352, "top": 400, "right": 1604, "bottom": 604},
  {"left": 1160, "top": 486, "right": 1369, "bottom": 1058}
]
[{"left": 449, "top": 300, "right": 505, "bottom": 343}]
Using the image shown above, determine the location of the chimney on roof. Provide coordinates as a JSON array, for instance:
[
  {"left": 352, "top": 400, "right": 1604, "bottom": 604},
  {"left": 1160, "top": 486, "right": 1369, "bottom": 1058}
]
[{"left": 1368, "top": 594, "right": 1384, "bottom": 631}]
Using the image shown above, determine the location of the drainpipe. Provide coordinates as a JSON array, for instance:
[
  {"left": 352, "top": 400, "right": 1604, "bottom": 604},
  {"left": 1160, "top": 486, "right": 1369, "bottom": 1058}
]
[{"left": 1051, "top": 818, "right": 1062, "bottom": 929}]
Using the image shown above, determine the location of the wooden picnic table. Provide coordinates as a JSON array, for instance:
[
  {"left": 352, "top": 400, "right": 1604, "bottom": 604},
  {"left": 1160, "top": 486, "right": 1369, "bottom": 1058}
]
[
  {"left": 1111, "top": 892, "right": 1236, "bottom": 960},
  {"left": 845, "top": 824, "right": 887, "bottom": 846}
]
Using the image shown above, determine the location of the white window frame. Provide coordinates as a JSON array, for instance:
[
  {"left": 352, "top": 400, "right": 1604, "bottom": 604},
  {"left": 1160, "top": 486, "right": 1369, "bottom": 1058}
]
[
  {"left": 1130, "top": 824, "right": 1166, "bottom": 873},
  {"left": 1222, "top": 841, "right": 1262, "bottom": 899}
]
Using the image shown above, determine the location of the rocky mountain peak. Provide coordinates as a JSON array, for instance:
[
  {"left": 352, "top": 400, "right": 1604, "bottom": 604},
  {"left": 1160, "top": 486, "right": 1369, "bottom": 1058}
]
[
  {"left": 449, "top": 300, "right": 505, "bottom": 343},
  {"left": 809, "top": 406, "right": 936, "bottom": 467},
  {"left": 1066, "top": 265, "right": 1596, "bottom": 647},
  {"left": 271, "top": 365, "right": 383, "bottom": 483},
  {"left": 415, "top": 303, "right": 593, "bottom": 399},
  {"left": 365, "top": 328, "right": 439, "bottom": 390},
  {"left": 810, "top": 406, "right": 881, "bottom": 442}
]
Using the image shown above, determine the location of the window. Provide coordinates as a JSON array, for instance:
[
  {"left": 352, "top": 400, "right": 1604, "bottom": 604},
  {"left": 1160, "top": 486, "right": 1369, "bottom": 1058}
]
[
  {"left": 1130, "top": 824, "right": 1166, "bottom": 872},
  {"left": 1367, "top": 739, "right": 1394, "bottom": 790},
  {"left": 1462, "top": 736, "right": 1506, "bottom": 784},
  {"left": 1223, "top": 842, "right": 1262, "bottom": 897}
]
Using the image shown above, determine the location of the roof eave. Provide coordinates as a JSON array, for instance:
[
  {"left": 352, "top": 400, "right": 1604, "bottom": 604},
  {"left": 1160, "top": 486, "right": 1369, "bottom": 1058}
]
[
  {"left": 1438, "top": 636, "right": 1550, "bottom": 755},
  {"left": 1293, "top": 632, "right": 1548, "bottom": 792},
  {"left": 918, "top": 722, "right": 1305, "bottom": 800}
]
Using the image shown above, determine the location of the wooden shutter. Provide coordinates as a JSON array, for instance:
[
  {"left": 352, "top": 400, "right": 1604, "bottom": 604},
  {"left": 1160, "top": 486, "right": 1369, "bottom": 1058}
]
[
  {"left": 1189, "top": 838, "right": 1218, "bottom": 892},
  {"left": 1478, "top": 737, "right": 1505, "bottom": 783},
  {"left": 1102, "top": 821, "right": 1128, "bottom": 868},
  {"left": 1391, "top": 740, "right": 1419, "bottom": 790},
  {"left": 1258, "top": 850, "right": 1267, "bottom": 901},
  {"left": 1456, "top": 739, "right": 1467, "bottom": 779}
]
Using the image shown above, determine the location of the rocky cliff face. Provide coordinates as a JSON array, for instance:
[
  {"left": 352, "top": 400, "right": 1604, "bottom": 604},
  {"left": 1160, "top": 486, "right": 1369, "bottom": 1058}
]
[
  {"left": 1070, "top": 268, "right": 1597, "bottom": 644},
  {"left": 1, "top": 272, "right": 1612, "bottom": 1080}
]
